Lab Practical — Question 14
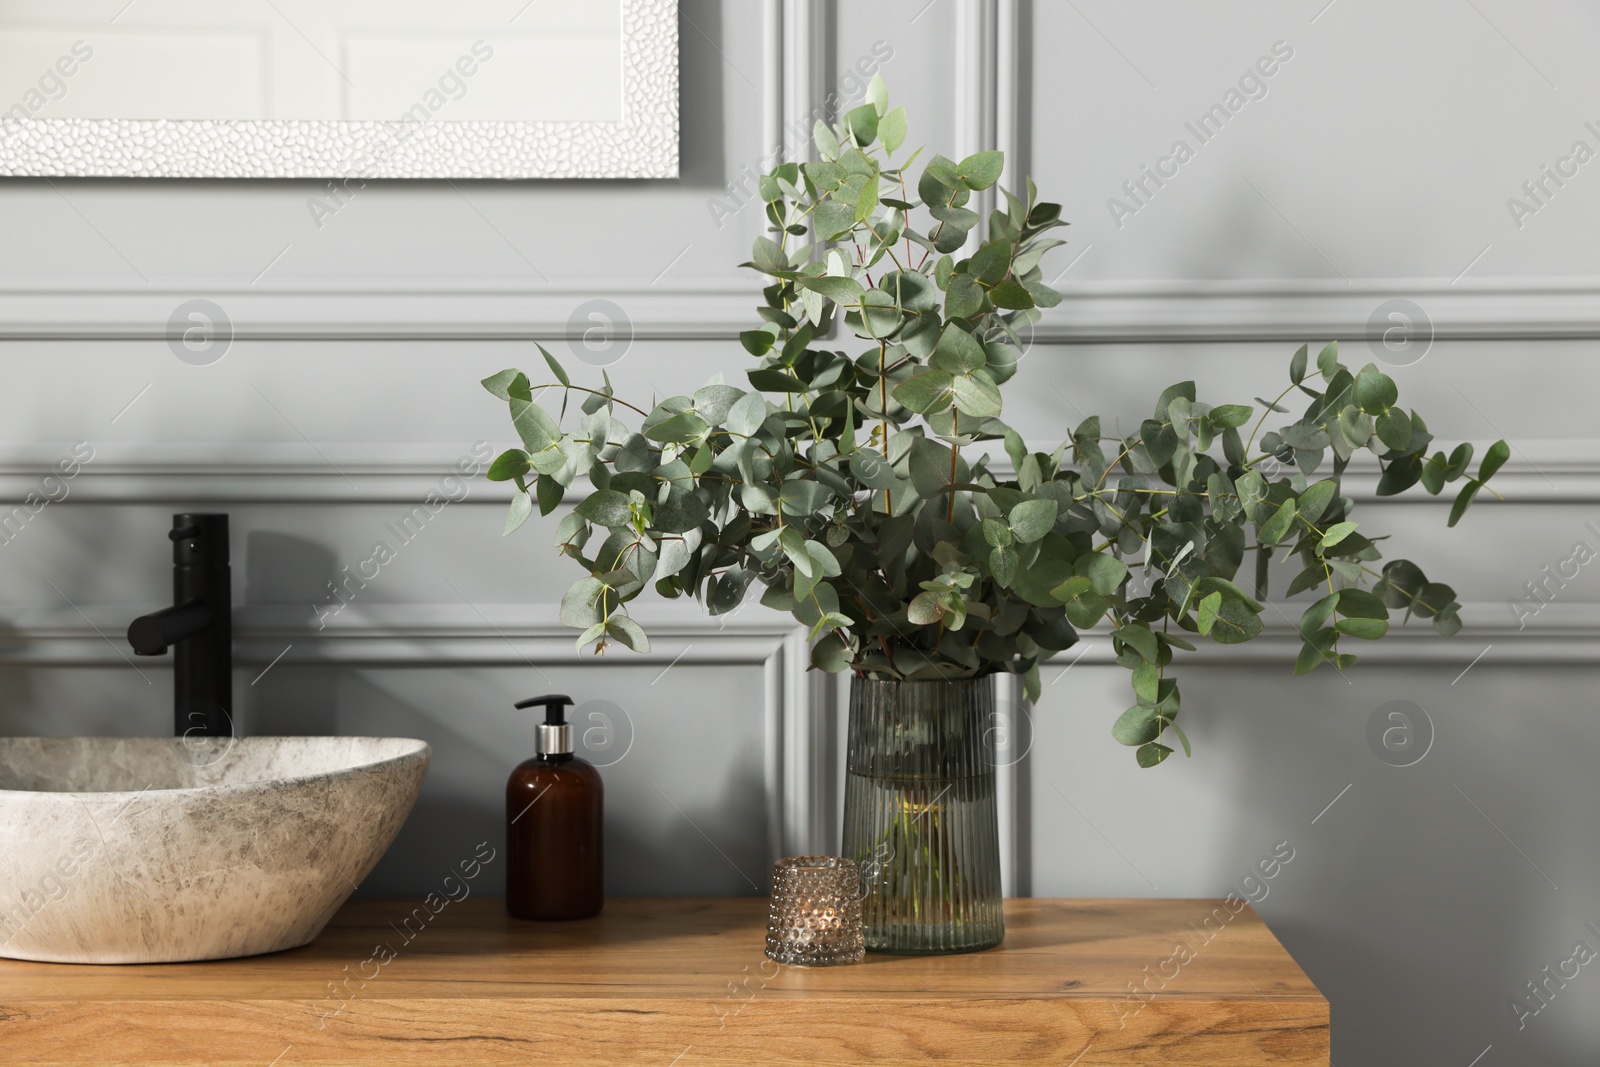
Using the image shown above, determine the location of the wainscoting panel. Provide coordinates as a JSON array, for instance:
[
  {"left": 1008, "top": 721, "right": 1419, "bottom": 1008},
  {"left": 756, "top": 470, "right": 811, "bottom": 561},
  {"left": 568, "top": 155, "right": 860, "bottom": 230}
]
[{"left": 0, "top": 4, "right": 1596, "bottom": 1064}]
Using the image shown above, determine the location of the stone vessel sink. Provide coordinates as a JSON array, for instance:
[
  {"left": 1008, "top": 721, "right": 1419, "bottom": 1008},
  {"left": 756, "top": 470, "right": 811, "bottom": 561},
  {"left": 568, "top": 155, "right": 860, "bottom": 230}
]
[{"left": 0, "top": 736, "right": 429, "bottom": 964}]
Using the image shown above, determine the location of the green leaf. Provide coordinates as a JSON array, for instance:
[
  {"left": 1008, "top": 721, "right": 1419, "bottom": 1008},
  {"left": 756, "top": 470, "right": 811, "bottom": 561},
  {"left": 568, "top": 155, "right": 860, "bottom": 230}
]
[
  {"left": 779, "top": 478, "right": 832, "bottom": 516},
  {"left": 487, "top": 449, "right": 532, "bottom": 483},
  {"left": 989, "top": 279, "right": 1034, "bottom": 310},
  {"left": 1207, "top": 404, "right": 1254, "bottom": 429},
  {"left": 880, "top": 106, "right": 907, "bottom": 154},
  {"left": 1299, "top": 592, "right": 1340, "bottom": 640},
  {"left": 1234, "top": 469, "right": 1268, "bottom": 520},
  {"left": 812, "top": 631, "right": 853, "bottom": 672},
  {"left": 1448, "top": 480, "right": 1482, "bottom": 528},
  {"left": 1294, "top": 635, "right": 1332, "bottom": 675},
  {"left": 1336, "top": 588, "right": 1388, "bottom": 619},
  {"left": 1316, "top": 341, "right": 1341, "bottom": 379},
  {"left": 575, "top": 489, "right": 633, "bottom": 528},
  {"left": 1419, "top": 453, "right": 1447, "bottom": 495},
  {"left": 1375, "top": 453, "right": 1421, "bottom": 496},
  {"left": 1008, "top": 499, "right": 1058, "bottom": 543},
  {"left": 1286, "top": 562, "right": 1326, "bottom": 597},
  {"left": 1016, "top": 557, "right": 1078, "bottom": 609},
  {"left": 642, "top": 406, "right": 711, "bottom": 444},
  {"left": 1114, "top": 624, "right": 1160, "bottom": 665},
  {"left": 1354, "top": 364, "right": 1399, "bottom": 414},
  {"left": 725, "top": 391, "right": 768, "bottom": 436},
  {"left": 945, "top": 274, "right": 985, "bottom": 319},
  {"left": 692, "top": 384, "right": 745, "bottom": 424},
  {"left": 970, "top": 240, "right": 1012, "bottom": 285},
  {"left": 654, "top": 491, "right": 710, "bottom": 533},
  {"left": 535, "top": 473, "right": 563, "bottom": 516},
  {"left": 1297, "top": 480, "right": 1338, "bottom": 524},
  {"left": 1479, "top": 439, "right": 1510, "bottom": 482},
  {"left": 559, "top": 576, "right": 608, "bottom": 628},
  {"left": 1050, "top": 574, "right": 1092, "bottom": 602},
  {"left": 481, "top": 368, "right": 520, "bottom": 400},
  {"left": 1113, "top": 704, "right": 1161, "bottom": 747},
  {"left": 1078, "top": 552, "right": 1129, "bottom": 595},
  {"left": 989, "top": 545, "right": 1018, "bottom": 587},
  {"left": 1207, "top": 597, "right": 1264, "bottom": 644},
  {"left": 605, "top": 615, "right": 651, "bottom": 653},
  {"left": 908, "top": 591, "right": 942, "bottom": 625},
  {"left": 844, "top": 103, "right": 878, "bottom": 146},
  {"left": 739, "top": 328, "right": 776, "bottom": 356},
  {"left": 813, "top": 119, "right": 840, "bottom": 158},
  {"left": 511, "top": 395, "right": 562, "bottom": 454},
  {"left": 1131, "top": 661, "right": 1159, "bottom": 705},
  {"left": 1196, "top": 591, "right": 1223, "bottom": 636},
  {"left": 1335, "top": 616, "right": 1389, "bottom": 639},
  {"left": 1376, "top": 410, "right": 1413, "bottom": 451},
  {"left": 1289, "top": 344, "right": 1308, "bottom": 384},
  {"left": 981, "top": 517, "right": 1013, "bottom": 547},
  {"left": 537, "top": 344, "right": 570, "bottom": 388},
  {"left": 796, "top": 274, "right": 864, "bottom": 304},
  {"left": 893, "top": 369, "right": 955, "bottom": 414},
  {"left": 849, "top": 449, "right": 898, "bottom": 490},
  {"left": 504, "top": 490, "right": 533, "bottom": 535},
  {"left": 956, "top": 150, "right": 1004, "bottom": 190},
  {"left": 1319, "top": 521, "right": 1358, "bottom": 549},
  {"left": 1136, "top": 742, "right": 1174, "bottom": 768},
  {"left": 950, "top": 373, "right": 1003, "bottom": 416},
  {"left": 575, "top": 621, "right": 607, "bottom": 651},
  {"left": 930, "top": 323, "right": 987, "bottom": 373},
  {"left": 1259, "top": 498, "right": 1297, "bottom": 545},
  {"left": 814, "top": 199, "right": 857, "bottom": 241}
]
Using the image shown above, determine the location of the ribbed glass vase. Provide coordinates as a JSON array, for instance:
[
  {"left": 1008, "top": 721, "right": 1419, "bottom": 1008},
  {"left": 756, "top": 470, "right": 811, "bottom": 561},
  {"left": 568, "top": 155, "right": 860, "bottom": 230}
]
[{"left": 841, "top": 675, "right": 1003, "bottom": 954}]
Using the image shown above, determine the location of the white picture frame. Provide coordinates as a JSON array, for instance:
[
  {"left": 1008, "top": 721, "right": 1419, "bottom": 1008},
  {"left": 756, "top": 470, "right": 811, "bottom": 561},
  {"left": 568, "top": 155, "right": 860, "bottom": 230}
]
[{"left": 0, "top": 0, "right": 678, "bottom": 180}]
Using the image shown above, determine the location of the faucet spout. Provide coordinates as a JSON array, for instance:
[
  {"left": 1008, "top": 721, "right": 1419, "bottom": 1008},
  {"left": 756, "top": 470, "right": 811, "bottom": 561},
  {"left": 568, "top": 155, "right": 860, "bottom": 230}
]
[{"left": 127, "top": 599, "right": 211, "bottom": 655}]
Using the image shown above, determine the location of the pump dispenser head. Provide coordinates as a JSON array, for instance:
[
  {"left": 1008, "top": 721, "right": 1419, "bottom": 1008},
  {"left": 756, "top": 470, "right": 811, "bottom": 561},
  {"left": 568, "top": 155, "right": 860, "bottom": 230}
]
[{"left": 516, "top": 694, "right": 574, "bottom": 757}]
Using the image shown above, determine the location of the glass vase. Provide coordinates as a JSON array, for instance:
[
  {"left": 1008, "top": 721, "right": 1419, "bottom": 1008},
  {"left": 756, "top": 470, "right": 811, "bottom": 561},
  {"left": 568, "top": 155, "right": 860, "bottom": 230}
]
[{"left": 841, "top": 675, "right": 1003, "bottom": 954}]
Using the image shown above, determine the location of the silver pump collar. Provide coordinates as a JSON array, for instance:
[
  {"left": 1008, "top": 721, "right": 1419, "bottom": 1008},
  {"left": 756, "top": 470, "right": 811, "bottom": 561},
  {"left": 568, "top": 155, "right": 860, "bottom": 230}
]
[{"left": 537, "top": 722, "right": 572, "bottom": 756}]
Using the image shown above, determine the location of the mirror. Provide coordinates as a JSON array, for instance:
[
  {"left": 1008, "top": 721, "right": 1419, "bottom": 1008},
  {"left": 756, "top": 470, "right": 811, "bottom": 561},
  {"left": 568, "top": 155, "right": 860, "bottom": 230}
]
[{"left": 0, "top": 0, "right": 677, "bottom": 178}]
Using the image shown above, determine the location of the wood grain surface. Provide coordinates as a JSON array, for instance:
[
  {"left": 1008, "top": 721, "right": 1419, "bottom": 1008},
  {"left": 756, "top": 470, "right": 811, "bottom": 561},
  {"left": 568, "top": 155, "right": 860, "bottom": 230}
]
[{"left": 0, "top": 897, "right": 1329, "bottom": 1065}]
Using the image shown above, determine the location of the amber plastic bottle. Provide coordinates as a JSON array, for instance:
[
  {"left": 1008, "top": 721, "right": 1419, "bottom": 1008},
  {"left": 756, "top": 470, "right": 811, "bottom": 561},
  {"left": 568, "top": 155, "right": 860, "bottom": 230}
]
[{"left": 506, "top": 694, "right": 604, "bottom": 921}]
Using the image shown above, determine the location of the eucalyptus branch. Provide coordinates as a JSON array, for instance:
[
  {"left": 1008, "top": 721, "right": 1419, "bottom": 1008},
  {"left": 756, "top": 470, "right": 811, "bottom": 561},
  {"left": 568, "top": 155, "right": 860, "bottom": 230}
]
[{"left": 481, "top": 82, "right": 1504, "bottom": 771}]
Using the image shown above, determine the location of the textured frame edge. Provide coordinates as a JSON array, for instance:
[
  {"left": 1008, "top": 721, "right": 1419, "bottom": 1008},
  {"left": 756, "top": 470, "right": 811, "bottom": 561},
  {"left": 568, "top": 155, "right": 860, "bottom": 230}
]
[{"left": 0, "top": 0, "right": 678, "bottom": 180}]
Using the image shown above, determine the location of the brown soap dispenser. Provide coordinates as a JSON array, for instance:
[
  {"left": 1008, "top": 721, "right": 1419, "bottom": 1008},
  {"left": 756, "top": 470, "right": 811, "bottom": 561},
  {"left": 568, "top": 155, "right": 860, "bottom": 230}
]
[{"left": 506, "top": 694, "right": 603, "bottom": 920}]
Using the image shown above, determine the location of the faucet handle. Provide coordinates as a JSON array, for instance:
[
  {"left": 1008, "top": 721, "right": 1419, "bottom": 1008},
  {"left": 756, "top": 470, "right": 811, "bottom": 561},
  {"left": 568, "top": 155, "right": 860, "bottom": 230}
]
[{"left": 170, "top": 513, "right": 229, "bottom": 566}]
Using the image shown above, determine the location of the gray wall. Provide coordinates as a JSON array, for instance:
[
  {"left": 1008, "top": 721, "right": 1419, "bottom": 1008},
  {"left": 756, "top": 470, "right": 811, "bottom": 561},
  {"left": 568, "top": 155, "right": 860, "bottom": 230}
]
[{"left": 2, "top": 2, "right": 1597, "bottom": 1064}]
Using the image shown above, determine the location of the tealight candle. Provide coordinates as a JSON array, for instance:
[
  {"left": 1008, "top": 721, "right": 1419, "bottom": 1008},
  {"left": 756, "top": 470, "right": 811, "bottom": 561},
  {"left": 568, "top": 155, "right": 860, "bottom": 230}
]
[{"left": 765, "top": 855, "right": 865, "bottom": 966}]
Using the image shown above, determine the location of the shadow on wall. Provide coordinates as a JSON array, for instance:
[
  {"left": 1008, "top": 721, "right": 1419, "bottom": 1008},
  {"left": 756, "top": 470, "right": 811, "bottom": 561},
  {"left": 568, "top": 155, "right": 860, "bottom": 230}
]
[
  {"left": 1202, "top": 663, "right": 1600, "bottom": 1067},
  {"left": 675, "top": 0, "right": 727, "bottom": 190},
  {"left": 243, "top": 530, "right": 339, "bottom": 737},
  {"left": 273, "top": 667, "right": 773, "bottom": 901}
]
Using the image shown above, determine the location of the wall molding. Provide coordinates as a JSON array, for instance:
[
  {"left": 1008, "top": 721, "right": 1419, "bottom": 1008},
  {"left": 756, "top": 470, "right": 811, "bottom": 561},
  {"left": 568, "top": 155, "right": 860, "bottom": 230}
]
[
  {"left": 0, "top": 595, "right": 1584, "bottom": 879},
  {"left": 1035, "top": 278, "right": 1600, "bottom": 344},
  {"left": 8, "top": 276, "right": 1600, "bottom": 345},
  {"left": 1, "top": 598, "right": 1582, "bottom": 670},
  {"left": 954, "top": 0, "right": 998, "bottom": 258},
  {"left": 0, "top": 280, "right": 759, "bottom": 342},
  {"left": 0, "top": 600, "right": 831, "bottom": 863},
  {"left": 5, "top": 439, "right": 1597, "bottom": 504}
]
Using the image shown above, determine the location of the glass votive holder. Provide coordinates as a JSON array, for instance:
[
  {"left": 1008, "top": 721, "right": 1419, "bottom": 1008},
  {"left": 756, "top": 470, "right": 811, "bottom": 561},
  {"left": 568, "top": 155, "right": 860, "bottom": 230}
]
[{"left": 765, "top": 855, "right": 865, "bottom": 966}]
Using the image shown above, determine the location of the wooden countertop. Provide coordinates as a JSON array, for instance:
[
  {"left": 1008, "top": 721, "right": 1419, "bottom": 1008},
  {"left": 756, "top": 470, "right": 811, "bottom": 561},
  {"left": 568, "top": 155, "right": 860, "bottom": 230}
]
[{"left": 0, "top": 897, "right": 1328, "bottom": 1066}]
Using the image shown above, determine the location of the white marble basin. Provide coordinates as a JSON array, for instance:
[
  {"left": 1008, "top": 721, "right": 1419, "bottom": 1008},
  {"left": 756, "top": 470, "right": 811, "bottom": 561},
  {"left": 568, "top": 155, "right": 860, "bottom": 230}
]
[{"left": 0, "top": 736, "right": 429, "bottom": 964}]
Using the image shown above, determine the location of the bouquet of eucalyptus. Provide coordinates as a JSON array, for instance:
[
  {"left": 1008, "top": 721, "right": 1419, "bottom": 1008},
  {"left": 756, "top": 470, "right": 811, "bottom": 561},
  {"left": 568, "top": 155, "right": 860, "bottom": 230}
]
[{"left": 483, "top": 81, "right": 1503, "bottom": 767}]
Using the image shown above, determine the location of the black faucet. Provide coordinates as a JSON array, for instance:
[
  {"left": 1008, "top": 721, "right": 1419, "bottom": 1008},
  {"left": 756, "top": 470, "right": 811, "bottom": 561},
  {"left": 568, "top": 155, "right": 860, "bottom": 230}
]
[{"left": 127, "top": 513, "right": 233, "bottom": 737}]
